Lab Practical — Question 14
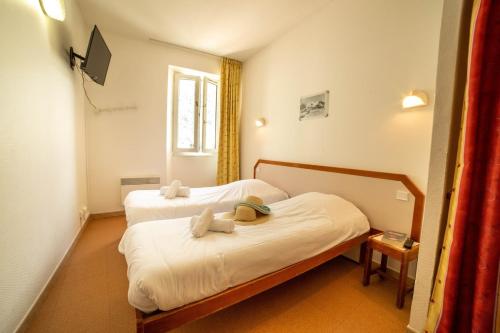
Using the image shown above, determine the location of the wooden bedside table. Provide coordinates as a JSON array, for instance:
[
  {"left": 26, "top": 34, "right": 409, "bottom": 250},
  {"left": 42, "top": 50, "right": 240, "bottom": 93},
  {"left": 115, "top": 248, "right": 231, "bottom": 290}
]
[{"left": 362, "top": 233, "right": 419, "bottom": 308}]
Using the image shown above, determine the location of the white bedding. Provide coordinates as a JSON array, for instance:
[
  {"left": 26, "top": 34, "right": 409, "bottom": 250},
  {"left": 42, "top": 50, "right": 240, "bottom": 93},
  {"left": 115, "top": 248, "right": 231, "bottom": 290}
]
[
  {"left": 119, "top": 192, "right": 370, "bottom": 313},
  {"left": 123, "top": 179, "right": 289, "bottom": 227}
]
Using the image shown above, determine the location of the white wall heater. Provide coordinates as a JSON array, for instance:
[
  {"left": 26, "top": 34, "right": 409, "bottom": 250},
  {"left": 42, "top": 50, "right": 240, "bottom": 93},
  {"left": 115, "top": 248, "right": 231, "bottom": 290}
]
[{"left": 120, "top": 176, "right": 160, "bottom": 203}]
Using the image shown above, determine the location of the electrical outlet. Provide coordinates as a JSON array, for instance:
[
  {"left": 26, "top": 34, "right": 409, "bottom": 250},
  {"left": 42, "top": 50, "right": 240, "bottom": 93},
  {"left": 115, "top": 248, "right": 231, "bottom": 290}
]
[
  {"left": 396, "top": 190, "right": 409, "bottom": 201},
  {"left": 79, "top": 206, "right": 89, "bottom": 226},
  {"left": 79, "top": 211, "right": 84, "bottom": 226}
]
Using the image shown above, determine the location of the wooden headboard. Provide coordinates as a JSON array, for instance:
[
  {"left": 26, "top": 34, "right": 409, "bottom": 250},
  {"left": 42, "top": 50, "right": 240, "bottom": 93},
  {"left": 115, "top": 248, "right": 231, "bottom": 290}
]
[{"left": 254, "top": 159, "right": 424, "bottom": 241}]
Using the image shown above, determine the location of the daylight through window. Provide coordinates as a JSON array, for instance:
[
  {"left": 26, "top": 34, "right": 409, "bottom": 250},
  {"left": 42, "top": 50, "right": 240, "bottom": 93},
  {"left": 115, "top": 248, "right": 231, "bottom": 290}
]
[{"left": 173, "top": 71, "right": 219, "bottom": 154}]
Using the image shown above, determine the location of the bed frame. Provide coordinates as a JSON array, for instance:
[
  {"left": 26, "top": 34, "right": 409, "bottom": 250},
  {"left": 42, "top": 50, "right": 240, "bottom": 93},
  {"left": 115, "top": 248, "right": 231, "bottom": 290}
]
[{"left": 135, "top": 159, "right": 424, "bottom": 333}]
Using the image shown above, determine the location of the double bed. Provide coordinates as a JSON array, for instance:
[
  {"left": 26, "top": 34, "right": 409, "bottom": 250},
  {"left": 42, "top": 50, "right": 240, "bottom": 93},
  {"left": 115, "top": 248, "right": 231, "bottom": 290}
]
[{"left": 120, "top": 160, "right": 424, "bottom": 332}]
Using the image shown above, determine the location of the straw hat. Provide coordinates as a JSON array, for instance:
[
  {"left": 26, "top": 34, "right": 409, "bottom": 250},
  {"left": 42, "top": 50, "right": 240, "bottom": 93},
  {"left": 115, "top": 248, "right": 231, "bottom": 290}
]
[{"left": 225, "top": 195, "right": 271, "bottom": 222}]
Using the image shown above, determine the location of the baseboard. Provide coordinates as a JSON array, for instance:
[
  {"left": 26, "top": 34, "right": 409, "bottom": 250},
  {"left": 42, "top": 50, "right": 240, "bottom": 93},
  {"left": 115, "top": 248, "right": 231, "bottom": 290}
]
[
  {"left": 406, "top": 324, "right": 420, "bottom": 333},
  {"left": 341, "top": 254, "right": 362, "bottom": 264},
  {"left": 15, "top": 215, "right": 91, "bottom": 333},
  {"left": 89, "top": 210, "right": 125, "bottom": 220},
  {"left": 341, "top": 255, "right": 416, "bottom": 284}
]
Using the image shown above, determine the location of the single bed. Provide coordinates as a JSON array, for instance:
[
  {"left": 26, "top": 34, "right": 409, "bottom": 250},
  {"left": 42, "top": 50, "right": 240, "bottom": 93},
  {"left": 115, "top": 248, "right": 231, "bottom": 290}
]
[
  {"left": 123, "top": 179, "right": 289, "bottom": 226},
  {"left": 119, "top": 192, "right": 370, "bottom": 313}
]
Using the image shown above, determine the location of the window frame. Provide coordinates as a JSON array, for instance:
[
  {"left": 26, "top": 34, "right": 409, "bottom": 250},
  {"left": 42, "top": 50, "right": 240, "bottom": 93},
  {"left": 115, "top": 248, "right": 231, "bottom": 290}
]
[
  {"left": 201, "top": 77, "right": 219, "bottom": 153},
  {"left": 172, "top": 72, "right": 201, "bottom": 154},
  {"left": 172, "top": 70, "right": 219, "bottom": 156}
]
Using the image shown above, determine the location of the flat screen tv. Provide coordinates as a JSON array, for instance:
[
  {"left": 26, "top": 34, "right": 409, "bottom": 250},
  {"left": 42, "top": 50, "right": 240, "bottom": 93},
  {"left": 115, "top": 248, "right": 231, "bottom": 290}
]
[{"left": 80, "top": 25, "right": 111, "bottom": 86}]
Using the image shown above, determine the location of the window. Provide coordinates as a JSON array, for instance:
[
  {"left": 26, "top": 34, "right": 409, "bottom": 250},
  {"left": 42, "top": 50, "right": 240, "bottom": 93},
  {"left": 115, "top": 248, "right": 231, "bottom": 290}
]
[{"left": 173, "top": 71, "right": 219, "bottom": 154}]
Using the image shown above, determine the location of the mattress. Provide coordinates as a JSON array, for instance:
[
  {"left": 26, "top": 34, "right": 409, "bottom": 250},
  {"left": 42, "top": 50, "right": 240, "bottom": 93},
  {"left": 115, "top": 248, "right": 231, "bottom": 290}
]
[
  {"left": 119, "top": 192, "right": 370, "bottom": 313},
  {"left": 123, "top": 179, "right": 289, "bottom": 227}
]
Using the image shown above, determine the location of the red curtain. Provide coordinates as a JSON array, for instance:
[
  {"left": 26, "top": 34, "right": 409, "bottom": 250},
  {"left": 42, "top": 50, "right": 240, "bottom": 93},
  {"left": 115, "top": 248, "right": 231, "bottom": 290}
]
[{"left": 436, "top": 1, "right": 500, "bottom": 332}]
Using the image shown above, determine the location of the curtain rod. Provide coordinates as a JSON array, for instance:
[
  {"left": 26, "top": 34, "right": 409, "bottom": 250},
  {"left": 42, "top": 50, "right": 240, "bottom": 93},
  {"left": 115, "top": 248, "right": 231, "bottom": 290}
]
[{"left": 148, "top": 38, "right": 222, "bottom": 59}]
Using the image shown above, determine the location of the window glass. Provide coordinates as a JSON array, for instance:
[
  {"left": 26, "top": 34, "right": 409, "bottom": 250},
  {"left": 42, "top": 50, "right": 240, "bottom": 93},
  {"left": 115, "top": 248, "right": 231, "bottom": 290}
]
[{"left": 177, "top": 79, "right": 196, "bottom": 149}]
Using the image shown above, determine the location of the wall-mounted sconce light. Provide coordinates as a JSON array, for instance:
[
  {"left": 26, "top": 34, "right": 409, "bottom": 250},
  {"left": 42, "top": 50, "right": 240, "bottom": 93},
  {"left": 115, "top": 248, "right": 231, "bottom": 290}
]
[
  {"left": 402, "top": 90, "right": 428, "bottom": 109},
  {"left": 255, "top": 118, "right": 266, "bottom": 128},
  {"left": 39, "top": 0, "right": 66, "bottom": 21}
]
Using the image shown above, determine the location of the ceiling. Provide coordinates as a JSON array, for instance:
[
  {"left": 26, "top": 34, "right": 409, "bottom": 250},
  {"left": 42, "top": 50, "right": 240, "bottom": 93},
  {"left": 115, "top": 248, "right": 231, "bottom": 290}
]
[{"left": 76, "top": 0, "right": 333, "bottom": 61}]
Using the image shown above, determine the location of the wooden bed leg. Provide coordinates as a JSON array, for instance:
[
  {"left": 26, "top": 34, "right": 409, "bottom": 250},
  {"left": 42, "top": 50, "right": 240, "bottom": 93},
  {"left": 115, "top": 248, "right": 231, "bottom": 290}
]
[
  {"left": 136, "top": 309, "right": 145, "bottom": 333},
  {"left": 359, "top": 242, "right": 367, "bottom": 264}
]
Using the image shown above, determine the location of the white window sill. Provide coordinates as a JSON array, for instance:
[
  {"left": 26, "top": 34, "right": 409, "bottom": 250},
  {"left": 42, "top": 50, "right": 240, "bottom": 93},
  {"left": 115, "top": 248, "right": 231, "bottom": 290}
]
[{"left": 173, "top": 152, "right": 216, "bottom": 157}]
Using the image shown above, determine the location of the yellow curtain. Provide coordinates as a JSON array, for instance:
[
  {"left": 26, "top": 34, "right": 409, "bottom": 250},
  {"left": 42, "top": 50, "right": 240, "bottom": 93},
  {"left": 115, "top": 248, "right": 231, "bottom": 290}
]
[{"left": 217, "top": 57, "right": 242, "bottom": 185}]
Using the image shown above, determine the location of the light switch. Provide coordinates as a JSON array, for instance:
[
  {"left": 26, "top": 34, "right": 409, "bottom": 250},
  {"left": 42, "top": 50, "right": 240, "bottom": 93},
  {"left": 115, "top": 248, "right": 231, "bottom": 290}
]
[{"left": 396, "top": 190, "right": 409, "bottom": 201}]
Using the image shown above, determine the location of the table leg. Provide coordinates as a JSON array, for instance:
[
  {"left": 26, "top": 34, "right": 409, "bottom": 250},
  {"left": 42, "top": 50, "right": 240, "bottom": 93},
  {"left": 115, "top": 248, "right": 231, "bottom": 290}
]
[
  {"left": 359, "top": 242, "right": 367, "bottom": 264},
  {"left": 380, "top": 254, "right": 388, "bottom": 272},
  {"left": 362, "top": 247, "right": 373, "bottom": 286},
  {"left": 397, "top": 260, "right": 409, "bottom": 308}
]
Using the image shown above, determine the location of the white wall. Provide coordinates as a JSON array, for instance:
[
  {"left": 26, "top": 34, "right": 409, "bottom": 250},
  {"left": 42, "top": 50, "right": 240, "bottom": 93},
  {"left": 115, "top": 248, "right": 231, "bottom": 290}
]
[
  {"left": 241, "top": 0, "right": 443, "bottom": 193},
  {"left": 241, "top": 0, "right": 443, "bottom": 279},
  {"left": 0, "top": 0, "right": 88, "bottom": 332},
  {"left": 84, "top": 34, "right": 220, "bottom": 213}
]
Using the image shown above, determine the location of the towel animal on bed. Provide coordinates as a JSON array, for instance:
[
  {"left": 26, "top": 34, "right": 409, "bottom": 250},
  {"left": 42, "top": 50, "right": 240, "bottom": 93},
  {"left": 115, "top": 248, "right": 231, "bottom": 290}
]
[
  {"left": 160, "top": 180, "right": 191, "bottom": 199},
  {"left": 190, "top": 196, "right": 271, "bottom": 237},
  {"left": 190, "top": 208, "right": 235, "bottom": 237}
]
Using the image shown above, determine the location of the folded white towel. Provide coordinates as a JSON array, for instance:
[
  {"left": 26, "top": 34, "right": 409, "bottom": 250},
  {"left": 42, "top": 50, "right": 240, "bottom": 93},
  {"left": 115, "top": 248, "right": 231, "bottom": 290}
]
[
  {"left": 160, "top": 185, "right": 190, "bottom": 197},
  {"left": 159, "top": 186, "right": 168, "bottom": 195},
  {"left": 208, "top": 219, "right": 235, "bottom": 233},
  {"left": 191, "top": 208, "right": 214, "bottom": 238},
  {"left": 164, "top": 180, "right": 181, "bottom": 199},
  {"left": 177, "top": 186, "right": 190, "bottom": 197}
]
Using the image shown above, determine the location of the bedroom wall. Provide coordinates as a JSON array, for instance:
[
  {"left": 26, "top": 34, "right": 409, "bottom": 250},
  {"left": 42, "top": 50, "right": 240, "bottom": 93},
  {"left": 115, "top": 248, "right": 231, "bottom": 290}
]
[
  {"left": 241, "top": 0, "right": 443, "bottom": 279},
  {"left": 241, "top": 0, "right": 443, "bottom": 193},
  {"left": 84, "top": 33, "right": 220, "bottom": 213},
  {"left": 0, "top": 1, "right": 88, "bottom": 332}
]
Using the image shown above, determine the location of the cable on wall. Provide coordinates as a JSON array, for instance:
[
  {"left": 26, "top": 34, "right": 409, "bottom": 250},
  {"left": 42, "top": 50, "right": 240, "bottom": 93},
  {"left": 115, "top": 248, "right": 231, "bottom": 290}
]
[
  {"left": 77, "top": 65, "right": 98, "bottom": 111},
  {"left": 76, "top": 65, "right": 137, "bottom": 113}
]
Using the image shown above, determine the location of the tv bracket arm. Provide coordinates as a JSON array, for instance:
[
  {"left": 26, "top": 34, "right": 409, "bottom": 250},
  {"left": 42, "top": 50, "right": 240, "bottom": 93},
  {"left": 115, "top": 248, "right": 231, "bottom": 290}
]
[{"left": 69, "top": 47, "right": 85, "bottom": 70}]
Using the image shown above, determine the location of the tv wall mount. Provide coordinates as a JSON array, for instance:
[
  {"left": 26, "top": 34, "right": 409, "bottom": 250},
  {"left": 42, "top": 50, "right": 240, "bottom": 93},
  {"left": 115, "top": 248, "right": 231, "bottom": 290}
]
[{"left": 69, "top": 47, "right": 85, "bottom": 70}]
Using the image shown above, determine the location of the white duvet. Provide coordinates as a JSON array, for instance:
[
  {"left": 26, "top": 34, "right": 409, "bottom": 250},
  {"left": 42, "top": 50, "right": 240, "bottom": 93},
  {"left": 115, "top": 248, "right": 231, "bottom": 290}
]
[
  {"left": 119, "top": 192, "right": 370, "bottom": 313},
  {"left": 123, "top": 179, "right": 289, "bottom": 227}
]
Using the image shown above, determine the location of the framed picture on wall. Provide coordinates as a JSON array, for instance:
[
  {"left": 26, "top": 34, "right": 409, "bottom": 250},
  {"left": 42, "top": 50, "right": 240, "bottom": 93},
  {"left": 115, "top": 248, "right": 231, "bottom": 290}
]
[{"left": 299, "top": 90, "right": 329, "bottom": 121}]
